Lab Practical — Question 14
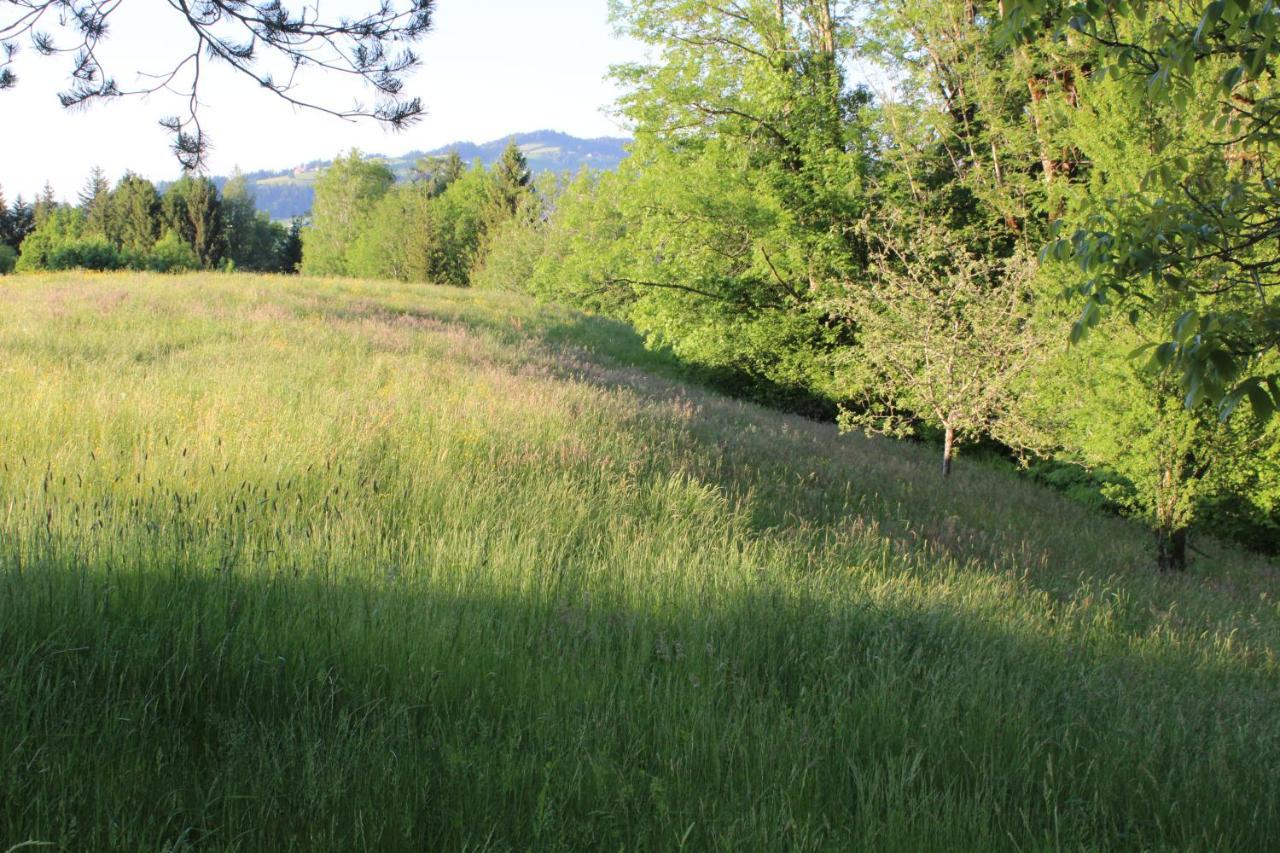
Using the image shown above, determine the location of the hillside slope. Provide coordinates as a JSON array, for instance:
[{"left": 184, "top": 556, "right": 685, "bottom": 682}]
[
  {"left": 218, "top": 130, "right": 630, "bottom": 219},
  {"left": 1, "top": 273, "right": 1278, "bottom": 850}
]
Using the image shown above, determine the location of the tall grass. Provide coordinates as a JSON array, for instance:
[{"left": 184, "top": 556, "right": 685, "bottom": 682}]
[{"left": 1, "top": 271, "right": 1278, "bottom": 850}]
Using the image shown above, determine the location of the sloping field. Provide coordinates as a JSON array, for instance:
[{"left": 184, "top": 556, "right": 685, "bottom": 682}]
[{"left": 1, "top": 273, "right": 1277, "bottom": 850}]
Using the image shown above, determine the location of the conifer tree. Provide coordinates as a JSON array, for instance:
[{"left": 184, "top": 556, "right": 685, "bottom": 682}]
[
  {"left": 79, "top": 167, "right": 112, "bottom": 236},
  {"left": 280, "top": 219, "right": 304, "bottom": 273},
  {"left": 105, "top": 174, "right": 161, "bottom": 254},
  {"left": 33, "top": 182, "right": 57, "bottom": 225},
  {"left": 9, "top": 196, "right": 34, "bottom": 247},
  {"left": 488, "top": 140, "right": 532, "bottom": 218},
  {"left": 162, "top": 175, "right": 223, "bottom": 268}
]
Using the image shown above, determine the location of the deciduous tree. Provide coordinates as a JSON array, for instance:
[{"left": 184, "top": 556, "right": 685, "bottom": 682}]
[
  {"left": 831, "top": 217, "right": 1042, "bottom": 477},
  {"left": 301, "top": 150, "right": 395, "bottom": 277}
]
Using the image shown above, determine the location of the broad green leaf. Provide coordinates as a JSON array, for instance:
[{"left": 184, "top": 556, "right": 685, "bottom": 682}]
[{"left": 1247, "top": 382, "right": 1275, "bottom": 420}]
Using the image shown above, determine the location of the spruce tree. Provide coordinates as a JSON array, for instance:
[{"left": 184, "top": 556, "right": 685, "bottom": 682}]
[
  {"left": 79, "top": 167, "right": 112, "bottom": 236},
  {"left": 105, "top": 174, "right": 161, "bottom": 254},
  {"left": 489, "top": 140, "right": 532, "bottom": 218},
  {"left": 9, "top": 196, "right": 34, "bottom": 247},
  {"left": 33, "top": 182, "right": 58, "bottom": 225},
  {"left": 162, "top": 175, "right": 223, "bottom": 268},
  {"left": 280, "top": 219, "right": 304, "bottom": 273}
]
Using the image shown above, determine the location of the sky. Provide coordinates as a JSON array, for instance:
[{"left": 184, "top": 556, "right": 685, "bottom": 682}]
[{"left": 0, "top": 0, "right": 646, "bottom": 200}]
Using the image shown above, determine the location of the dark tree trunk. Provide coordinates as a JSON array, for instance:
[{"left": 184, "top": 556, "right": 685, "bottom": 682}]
[
  {"left": 942, "top": 425, "right": 955, "bottom": 479},
  {"left": 1155, "top": 525, "right": 1188, "bottom": 572}
]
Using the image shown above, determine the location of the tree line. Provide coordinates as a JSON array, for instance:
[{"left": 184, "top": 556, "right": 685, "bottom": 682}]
[
  {"left": 299, "top": 143, "right": 536, "bottom": 285},
  {"left": 0, "top": 170, "right": 302, "bottom": 275},
  {"left": 297, "top": 0, "right": 1279, "bottom": 570}
]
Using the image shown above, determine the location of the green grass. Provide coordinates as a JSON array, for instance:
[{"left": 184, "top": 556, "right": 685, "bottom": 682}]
[{"left": 1, "top": 271, "right": 1278, "bottom": 851}]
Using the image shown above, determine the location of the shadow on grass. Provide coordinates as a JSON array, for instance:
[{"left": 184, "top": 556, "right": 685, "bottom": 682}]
[{"left": 2, "top": 542, "right": 1277, "bottom": 851}]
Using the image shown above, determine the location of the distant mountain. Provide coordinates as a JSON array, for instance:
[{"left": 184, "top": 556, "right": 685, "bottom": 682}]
[{"left": 216, "top": 130, "right": 631, "bottom": 220}]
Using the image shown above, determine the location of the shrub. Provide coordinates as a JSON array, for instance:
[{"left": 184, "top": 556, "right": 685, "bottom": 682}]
[
  {"left": 146, "top": 230, "right": 201, "bottom": 273},
  {"left": 16, "top": 207, "right": 86, "bottom": 272},
  {"left": 0, "top": 244, "right": 15, "bottom": 274},
  {"left": 46, "top": 237, "right": 122, "bottom": 271},
  {"left": 471, "top": 197, "right": 546, "bottom": 292}
]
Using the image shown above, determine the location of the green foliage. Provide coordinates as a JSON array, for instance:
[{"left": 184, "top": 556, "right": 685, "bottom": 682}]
[
  {"left": 32, "top": 181, "right": 57, "bottom": 226},
  {"left": 1005, "top": 0, "right": 1280, "bottom": 418},
  {"left": 429, "top": 162, "right": 495, "bottom": 285},
  {"left": 105, "top": 173, "right": 162, "bottom": 254},
  {"left": 332, "top": 158, "right": 495, "bottom": 286},
  {"left": 525, "top": 170, "right": 633, "bottom": 313},
  {"left": 301, "top": 150, "right": 395, "bottom": 277},
  {"left": 8, "top": 196, "right": 34, "bottom": 249},
  {"left": 416, "top": 148, "right": 466, "bottom": 197},
  {"left": 346, "top": 184, "right": 433, "bottom": 281},
  {"left": 470, "top": 190, "right": 547, "bottom": 292},
  {"left": 48, "top": 236, "right": 123, "bottom": 272},
  {"left": 161, "top": 174, "right": 223, "bottom": 268},
  {"left": 220, "top": 171, "right": 259, "bottom": 267},
  {"left": 487, "top": 139, "right": 533, "bottom": 219},
  {"left": 829, "top": 216, "right": 1044, "bottom": 474},
  {"left": 0, "top": 243, "right": 15, "bottom": 274},
  {"left": 79, "top": 166, "right": 112, "bottom": 236},
  {"left": 221, "top": 171, "right": 295, "bottom": 272},
  {"left": 280, "top": 218, "right": 304, "bottom": 273},
  {"left": 518, "top": 0, "right": 874, "bottom": 405},
  {"left": 8, "top": 170, "right": 294, "bottom": 275},
  {"left": 0, "top": 188, "right": 36, "bottom": 251},
  {"left": 17, "top": 206, "right": 124, "bottom": 272},
  {"left": 146, "top": 229, "right": 202, "bottom": 273}
]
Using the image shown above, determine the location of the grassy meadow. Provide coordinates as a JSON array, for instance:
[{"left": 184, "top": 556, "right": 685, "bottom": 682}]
[{"left": 1, "top": 271, "right": 1279, "bottom": 850}]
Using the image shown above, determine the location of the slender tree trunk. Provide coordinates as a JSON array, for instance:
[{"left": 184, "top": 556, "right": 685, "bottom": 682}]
[
  {"left": 1026, "top": 75, "right": 1057, "bottom": 185},
  {"left": 942, "top": 425, "right": 955, "bottom": 479},
  {"left": 1155, "top": 524, "right": 1188, "bottom": 572},
  {"left": 1153, "top": 446, "right": 1198, "bottom": 572}
]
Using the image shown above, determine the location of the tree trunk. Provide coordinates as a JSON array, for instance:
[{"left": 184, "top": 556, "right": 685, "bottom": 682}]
[
  {"left": 1026, "top": 75, "right": 1057, "bottom": 185},
  {"left": 1155, "top": 524, "right": 1188, "bottom": 572},
  {"left": 942, "top": 425, "right": 955, "bottom": 479}
]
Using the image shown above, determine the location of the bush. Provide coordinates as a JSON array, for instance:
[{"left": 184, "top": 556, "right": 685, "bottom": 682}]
[
  {"left": 0, "top": 244, "right": 15, "bottom": 274},
  {"left": 146, "top": 231, "right": 201, "bottom": 273},
  {"left": 471, "top": 198, "right": 546, "bottom": 292},
  {"left": 46, "top": 237, "right": 122, "bottom": 271},
  {"left": 16, "top": 207, "right": 86, "bottom": 272}
]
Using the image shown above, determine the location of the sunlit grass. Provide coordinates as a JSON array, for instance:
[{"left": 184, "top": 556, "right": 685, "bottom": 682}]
[{"left": 2, "top": 271, "right": 1278, "bottom": 850}]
